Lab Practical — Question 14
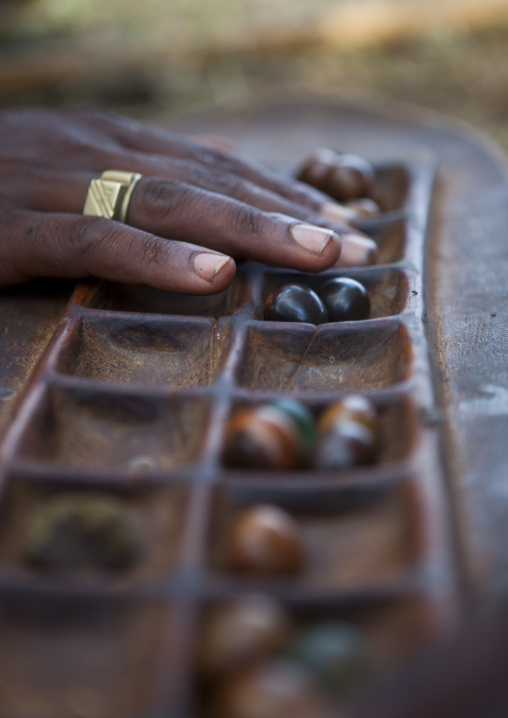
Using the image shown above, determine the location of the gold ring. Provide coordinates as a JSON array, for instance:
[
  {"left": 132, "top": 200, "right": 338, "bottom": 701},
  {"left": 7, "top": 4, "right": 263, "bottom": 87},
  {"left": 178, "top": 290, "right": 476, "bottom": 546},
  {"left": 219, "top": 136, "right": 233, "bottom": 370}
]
[{"left": 83, "top": 170, "right": 142, "bottom": 223}]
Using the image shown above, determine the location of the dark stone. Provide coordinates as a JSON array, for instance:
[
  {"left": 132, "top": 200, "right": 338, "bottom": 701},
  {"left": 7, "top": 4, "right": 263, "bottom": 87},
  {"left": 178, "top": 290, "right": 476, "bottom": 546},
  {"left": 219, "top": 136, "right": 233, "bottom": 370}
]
[
  {"left": 228, "top": 505, "right": 304, "bottom": 574},
  {"left": 319, "top": 277, "right": 370, "bottom": 322},
  {"left": 312, "top": 421, "right": 376, "bottom": 470},
  {"left": 317, "top": 395, "right": 379, "bottom": 440},
  {"left": 199, "top": 596, "right": 291, "bottom": 677},
  {"left": 222, "top": 406, "right": 302, "bottom": 470},
  {"left": 264, "top": 284, "right": 329, "bottom": 324},
  {"left": 325, "top": 153, "right": 376, "bottom": 200}
]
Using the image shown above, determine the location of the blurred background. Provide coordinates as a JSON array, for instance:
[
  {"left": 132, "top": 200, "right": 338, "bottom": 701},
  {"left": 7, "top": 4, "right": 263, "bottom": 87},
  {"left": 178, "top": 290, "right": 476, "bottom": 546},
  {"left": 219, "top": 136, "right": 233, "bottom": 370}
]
[{"left": 2, "top": 0, "right": 508, "bottom": 150}]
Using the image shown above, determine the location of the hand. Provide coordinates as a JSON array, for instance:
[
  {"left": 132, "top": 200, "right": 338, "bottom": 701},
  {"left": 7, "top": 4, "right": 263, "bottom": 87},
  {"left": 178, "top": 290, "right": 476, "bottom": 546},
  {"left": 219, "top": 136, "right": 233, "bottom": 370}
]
[{"left": 0, "top": 108, "right": 377, "bottom": 293}]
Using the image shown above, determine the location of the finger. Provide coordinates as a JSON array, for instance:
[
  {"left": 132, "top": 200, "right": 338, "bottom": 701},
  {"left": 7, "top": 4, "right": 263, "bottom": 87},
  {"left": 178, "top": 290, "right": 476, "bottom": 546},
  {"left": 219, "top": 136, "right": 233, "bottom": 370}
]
[
  {"left": 8, "top": 167, "right": 378, "bottom": 267},
  {"left": 125, "top": 155, "right": 356, "bottom": 226},
  {"left": 4, "top": 150, "right": 356, "bottom": 230},
  {"left": 0, "top": 207, "right": 236, "bottom": 293},
  {"left": 77, "top": 111, "right": 352, "bottom": 216},
  {"left": 125, "top": 178, "right": 343, "bottom": 272},
  {"left": 343, "top": 197, "right": 381, "bottom": 219},
  {"left": 7, "top": 172, "right": 343, "bottom": 272},
  {"left": 333, "top": 234, "right": 378, "bottom": 267}
]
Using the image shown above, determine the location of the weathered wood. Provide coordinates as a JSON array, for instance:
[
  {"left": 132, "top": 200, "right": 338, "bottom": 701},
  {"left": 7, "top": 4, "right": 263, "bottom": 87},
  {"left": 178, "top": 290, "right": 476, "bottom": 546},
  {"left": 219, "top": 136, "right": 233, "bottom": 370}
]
[
  {"left": 0, "top": 94, "right": 506, "bottom": 715},
  {"left": 161, "top": 94, "right": 508, "bottom": 594},
  {"left": 0, "top": 280, "right": 74, "bottom": 436}
]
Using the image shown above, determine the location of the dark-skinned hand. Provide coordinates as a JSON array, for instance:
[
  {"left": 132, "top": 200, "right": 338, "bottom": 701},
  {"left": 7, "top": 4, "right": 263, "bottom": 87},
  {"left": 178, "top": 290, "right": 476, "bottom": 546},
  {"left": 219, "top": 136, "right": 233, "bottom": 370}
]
[{"left": 0, "top": 108, "right": 377, "bottom": 293}]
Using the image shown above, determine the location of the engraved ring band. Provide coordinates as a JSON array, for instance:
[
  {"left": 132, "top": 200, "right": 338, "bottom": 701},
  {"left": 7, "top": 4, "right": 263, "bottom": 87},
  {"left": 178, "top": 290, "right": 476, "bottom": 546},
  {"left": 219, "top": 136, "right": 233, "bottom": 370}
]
[{"left": 82, "top": 170, "right": 143, "bottom": 223}]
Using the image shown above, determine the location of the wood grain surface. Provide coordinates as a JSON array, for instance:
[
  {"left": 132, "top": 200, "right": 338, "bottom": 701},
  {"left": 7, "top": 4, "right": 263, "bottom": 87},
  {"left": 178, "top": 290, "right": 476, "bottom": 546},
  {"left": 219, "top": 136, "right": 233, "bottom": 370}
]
[
  {"left": 158, "top": 94, "right": 508, "bottom": 595},
  {"left": 1, "top": 94, "right": 507, "bottom": 716},
  {"left": 2, "top": 94, "right": 505, "bottom": 593}
]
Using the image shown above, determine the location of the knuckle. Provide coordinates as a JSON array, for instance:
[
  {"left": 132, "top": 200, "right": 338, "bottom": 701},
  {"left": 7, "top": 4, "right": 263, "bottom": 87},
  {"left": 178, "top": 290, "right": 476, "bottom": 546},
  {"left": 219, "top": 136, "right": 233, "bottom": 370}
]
[
  {"left": 136, "top": 235, "right": 163, "bottom": 267},
  {"left": 69, "top": 141, "right": 97, "bottom": 163},
  {"left": 141, "top": 178, "right": 171, "bottom": 208},
  {"left": 206, "top": 170, "right": 240, "bottom": 198},
  {"left": 68, "top": 217, "right": 164, "bottom": 275},
  {"left": 233, "top": 206, "right": 264, "bottom": 237},
  {"left": 67, "top": 217, "right": 111, "bottom": 260},
  {"left": 198, "top": 147, "right": 240, "bottom": 175},
  {"left": 183, "top": 162, "right": 208, "bottom": 187},
  {"left": 139, "top": 178, "right": 194, "bottom": 222},
  {"left": 52, "top": 133, "right": 104, "bottom": 166},
  {"left": 289, "top": 181, "right": 324, "bottom": 209},
  {"left": 71, "top": 109, "right": 139, "bottom": 146},
  {"left": 184, "top": 161, "right": 242, "bottom": 199}
]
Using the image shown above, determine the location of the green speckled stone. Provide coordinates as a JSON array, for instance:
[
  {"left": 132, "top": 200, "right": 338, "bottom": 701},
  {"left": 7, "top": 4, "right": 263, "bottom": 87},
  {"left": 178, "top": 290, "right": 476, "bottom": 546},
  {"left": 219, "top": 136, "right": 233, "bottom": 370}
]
[
  {"left": 271, "top": 399, "right": 316, "bottom": 455},
  {"left": 286, "top": 621, "right": 374, "bottom": 700}
]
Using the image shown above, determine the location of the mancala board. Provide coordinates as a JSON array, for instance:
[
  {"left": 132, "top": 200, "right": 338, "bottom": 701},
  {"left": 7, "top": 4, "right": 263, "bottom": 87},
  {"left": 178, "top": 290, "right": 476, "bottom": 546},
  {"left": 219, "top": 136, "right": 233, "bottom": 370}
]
[{"left": 2, "top": 93, "right": 507, "bottom": 717}]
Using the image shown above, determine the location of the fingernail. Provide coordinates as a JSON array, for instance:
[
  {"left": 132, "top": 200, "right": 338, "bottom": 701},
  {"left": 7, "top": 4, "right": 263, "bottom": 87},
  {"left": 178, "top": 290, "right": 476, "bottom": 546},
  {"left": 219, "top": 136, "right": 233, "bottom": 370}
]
[
  {"left": 193, "top": 252, "right": 231, "bottom": 281},
  {"left": 290, "top": 223, "right": 336, "bottom": 255},
  {"left": 339, "top": 234, "right": 378, "bottom": 266},
  {"left": 345, "top": 198, "right": 380, "bottom": 219},
  {"left": 320, "top": 201, "right": 356, "bottom": 224}
]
